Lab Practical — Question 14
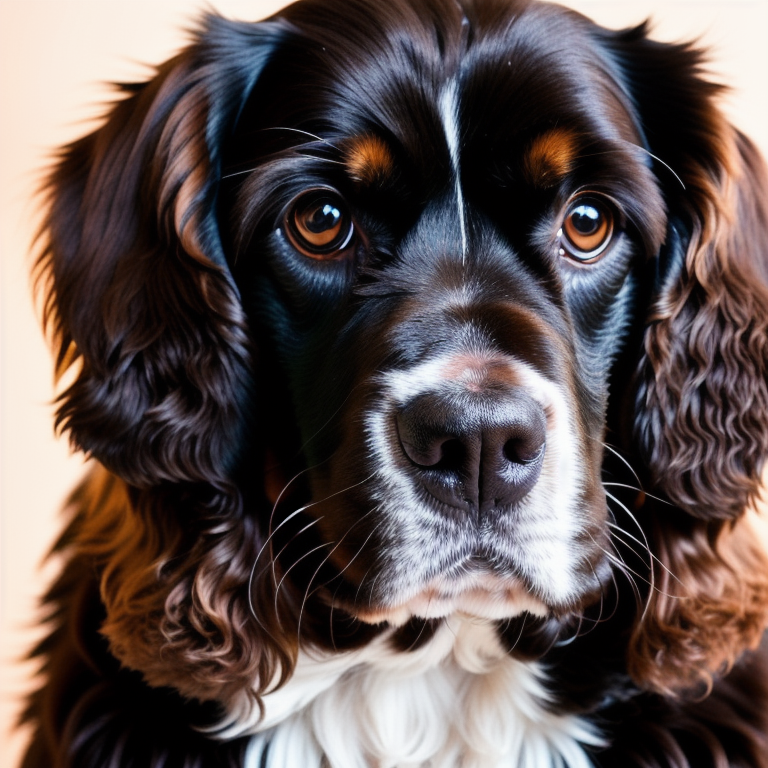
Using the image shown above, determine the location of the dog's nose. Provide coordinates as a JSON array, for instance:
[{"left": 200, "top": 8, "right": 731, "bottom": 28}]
[{"left": 396, "top": 388, "right": 546, "bottom": 515}]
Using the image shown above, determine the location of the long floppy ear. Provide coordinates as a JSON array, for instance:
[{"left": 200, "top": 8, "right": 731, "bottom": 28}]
[
  {"left": 599, "top": 25, "right": 768, "bottom": 694},
  {"left": 603, "top": 25, "right": 768, "bottom": 520},
  {"left": 37, "top": 14, "right": 285, "bottom": 490},
  {"left": 626, "top": 509, "right": 768, "bottom": 696},
  {"left": 33, "top": 15, "right": 305, "bottom": 706}
]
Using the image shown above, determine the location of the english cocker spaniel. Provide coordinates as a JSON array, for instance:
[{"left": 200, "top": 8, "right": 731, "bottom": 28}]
[{"left": 22, "top": 0, "right": 768, "bottom": 766}]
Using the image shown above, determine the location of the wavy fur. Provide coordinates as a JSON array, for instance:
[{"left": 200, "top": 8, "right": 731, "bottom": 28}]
[{"left": 20, "top": 1, "right": 768, "bottom": 766}]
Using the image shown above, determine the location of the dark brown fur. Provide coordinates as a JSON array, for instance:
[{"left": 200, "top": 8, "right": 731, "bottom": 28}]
[{"left": 21, "top": 1, "right": 768, "bottom": 765}]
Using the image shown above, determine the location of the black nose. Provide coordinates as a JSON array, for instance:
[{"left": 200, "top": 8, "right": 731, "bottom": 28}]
[{"left": 396, "top": 388, "right": 546, "bottom": 515}]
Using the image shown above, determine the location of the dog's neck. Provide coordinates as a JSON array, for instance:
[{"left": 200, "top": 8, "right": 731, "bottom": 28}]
[{"left": 216, "top": 615, "right": 603, "bottom": 768}]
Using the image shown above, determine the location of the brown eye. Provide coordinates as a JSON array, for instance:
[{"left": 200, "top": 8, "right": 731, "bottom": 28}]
[
  {"left": 285, "top": 190, "right": 354, "bottom": 259},
  {"left": 560, "top": 196, "right": 614, "bottom": 262}
]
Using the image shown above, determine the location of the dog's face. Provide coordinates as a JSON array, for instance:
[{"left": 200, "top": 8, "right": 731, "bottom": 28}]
[
  {"left": 221, "top": 0, "right": 664, "bottom": 625},
  {"left": 40, "top": 0, "right": 768, "bottom": 705}
]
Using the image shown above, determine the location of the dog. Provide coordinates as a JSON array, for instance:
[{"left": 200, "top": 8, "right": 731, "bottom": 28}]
[{"left": 21, "top": 0, "right": 768, "bottom": 765}]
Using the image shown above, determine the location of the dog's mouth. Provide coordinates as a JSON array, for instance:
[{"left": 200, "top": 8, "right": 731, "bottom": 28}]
[{"left": 350, "top": 571, "right": 551, "bottom": 626}]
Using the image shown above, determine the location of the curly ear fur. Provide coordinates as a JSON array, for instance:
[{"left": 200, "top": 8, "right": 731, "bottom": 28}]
[
  {"left": 636, "top": 133, "right": 768, "bottom": 520},
  {"left": 62, "top": 466, "right": 299, "bottom": 705},
  {"left": 599, "top": 25, "right": 768, "bottom": 695},
  {"left": 627, "top": 508, "right": 768, "bottom": 696},
  {"left": 36, "top": 15, "right": 285, "bottom": 490},
  {"left": 607, "top": 26, "right": 768, "bottom": 520},
  {"left": 31, "top": 15, "right": 303, "bottom": 706}
]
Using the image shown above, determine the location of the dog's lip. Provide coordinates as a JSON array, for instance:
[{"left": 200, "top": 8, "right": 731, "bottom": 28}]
[{"left": 351, "top": 572, "right": 549, "bottom": 626}]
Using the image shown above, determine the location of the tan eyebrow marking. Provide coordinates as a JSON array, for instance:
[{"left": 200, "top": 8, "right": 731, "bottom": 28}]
[
  {"left": 523, "top": 129, "right": 579, "bottom": 189},
  {"left": 345, "top": 135, "right": 395, "bottom": 186}
]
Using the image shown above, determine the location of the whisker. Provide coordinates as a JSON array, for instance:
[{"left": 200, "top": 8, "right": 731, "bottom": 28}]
[
  {"left": 248, "top": 513, "right": 324, "bottom": 633},
  {"left": 221, "top": 153, "right": 346, "bottom": 180},
  {"left": 603, "top": 567, "right": 624, "bottom": 622},
  {"left": 605, "top": 530, "right": 680, "bottom": 603},
  {"left": 505, "top": 612, "right": 528, "bottom": 652},
  {"left": 624, "top": 142, "right": 687, "bottom": 190},
  {"left": 329, "top": 512, "right": 381, "bottom": 583},
  {"left": 605, "top": 489, "right": 658, "bottom": 622},
  {"left": 554, "top": 614, "right": 584, "bottom": 647},
  {"left": 401, "top": 615, "right": 433, "bottom": 653},
  {"left": 600, "top": 442, "right": 643, "bottom": 488},
  {"left": 579, "top": 556, "right": 622, "bottom": 631},
  {"left": 248, "top": 471, "right": 378, "bottom": 622},
  {"left": 296, "top": 507, "right": 381, "bottom": 643},
  {"left": 297, "top": 154, "right": 347, "bottom": 166},
  {"left": 605, "top": 489, "right": 652, "bottom": 558},
  {"left": 265, "top": 463, "right": 318, "bottom": 543},
  {"left": 262, "top": 126, "right": 341, "bottom": 149},
  {"left": 221, "top": 167, "right": 260, "bottom": 179},
  {"left": 587, "top": 530, "right": 645, "bottom": 604},
  {"left": 365, "top": 571, "right": 382, "bottom": 611},
  {"left": 264, "top": 468, "right": 375, "bottom": 560},
  {"left": 272, "top": 541, "right": 337, "bottom": 624},
  {"left": 605, "top": 490, "right": 683, "bottom": 588},
  {"left": 249, "top": 503, "right": 312, "bottom": 619},
  {"left": 606, "top": 521, "right": 683, "bottom": 588},
  {"left": 332, "top": 520, "right": 387, "bottom": 623},
  {"left": 573, "top": 141, "right": 686, "bottom": 191},
  {"left": 269, "top": 517, "right": 326, "bottom": 589},
  {"left": 602, "top": 482, "right": 673, "bottom": 507},
  {"left": 222, "top": 127, "right": 345, "bottom": 179}
]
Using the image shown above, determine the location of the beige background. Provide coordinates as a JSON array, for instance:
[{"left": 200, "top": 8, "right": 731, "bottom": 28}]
[{"left": 1, "top": 1, "right": 767, "bottom": 766}]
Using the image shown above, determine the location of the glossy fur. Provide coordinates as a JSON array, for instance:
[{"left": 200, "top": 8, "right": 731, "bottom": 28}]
[{"left": 21, "top": 0, "right": 768, "bottom": 766}]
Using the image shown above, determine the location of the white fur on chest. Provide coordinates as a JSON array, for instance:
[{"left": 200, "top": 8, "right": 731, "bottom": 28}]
[{"left": 215, "top": 617, "right": 603, "bottom": 768}]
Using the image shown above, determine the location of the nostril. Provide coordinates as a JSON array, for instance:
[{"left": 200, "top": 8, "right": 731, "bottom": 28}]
[
  {"left": 396, "top": 395, "right": 469, "bottom": 471},
  {"left": 399, "top": 437, "right": 442, "bottom": 468},
  {"left": 438, "top": 437, "right": 464, "bottom": 466},
  {"left": 396, "top": 417, "right": 462, "bottom": 470},
  {"left": 497, "top": 400, "right": 547, "bottom": 467},
  {"left": 401, "top": 436, "right": 465, "bottom": 469},
  {"left": 503, "top": 437, "right": 545, "bottom": 465}
]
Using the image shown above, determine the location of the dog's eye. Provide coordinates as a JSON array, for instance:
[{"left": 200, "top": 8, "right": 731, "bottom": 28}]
[
  {"left": 560, "top": 196, "right": 614, "bottom": 263},
  {"left": 285, "top": 190, "right": 354, "bottom": 259}
]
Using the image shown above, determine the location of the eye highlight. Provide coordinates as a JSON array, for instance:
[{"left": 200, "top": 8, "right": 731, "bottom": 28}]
[
  {"left": 559, "top": 195, "right": 615, "bottom": 263},
  {"left": 285, "top": 189, "right": 355, "bottom": 259}
]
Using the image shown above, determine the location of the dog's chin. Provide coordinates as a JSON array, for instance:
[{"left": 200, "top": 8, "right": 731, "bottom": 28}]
[{"left": 350, "top": 574, "right": 551, "bottom": 626}]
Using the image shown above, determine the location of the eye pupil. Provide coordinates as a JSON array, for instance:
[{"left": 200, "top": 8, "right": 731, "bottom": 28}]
[
  {"left": 570, "top": 205, "right": 600, "bottom": 235},
  {"left": 306, "top": 203, "right": 341, "bottom": 234}
]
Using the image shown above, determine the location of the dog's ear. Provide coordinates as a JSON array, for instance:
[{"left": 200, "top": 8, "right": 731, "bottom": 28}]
[
  {"left": 37, "top": 15, "right": 285, "bottom": 490},
  {"left": 626, "top": 510, "right": 768, "bottom": 696},
  {"left": 33, "top": 16, "right": 310, "bottom": 708},
  {"left": 601, "top": 24, "right": 768, "bottom": 520},
  {"left": 599, "top": 24, "right": 768, "bottom": 695}
]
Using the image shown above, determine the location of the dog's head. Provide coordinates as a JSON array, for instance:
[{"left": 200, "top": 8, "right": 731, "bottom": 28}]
[{"left": 39, "top": 0, "right": 768, "bottom": 703}]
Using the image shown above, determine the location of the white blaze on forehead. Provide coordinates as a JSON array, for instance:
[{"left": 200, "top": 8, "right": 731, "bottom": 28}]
[{"left": 439, "top": 80, "right": 468, "bottom": 261}]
